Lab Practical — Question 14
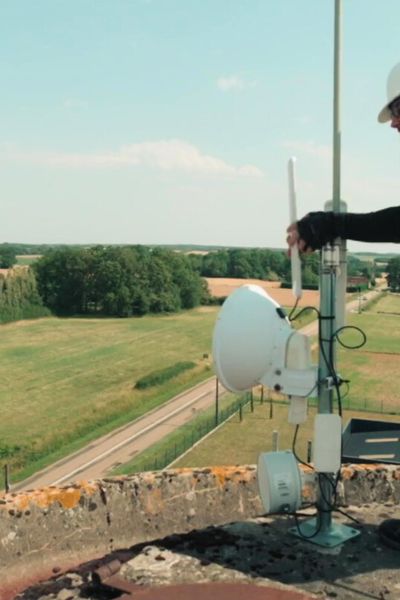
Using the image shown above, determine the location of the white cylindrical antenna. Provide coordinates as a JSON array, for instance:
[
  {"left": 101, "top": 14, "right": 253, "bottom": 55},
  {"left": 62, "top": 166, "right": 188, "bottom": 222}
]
[{"left": 288, "top": 157, "right": 302, "bottom": 300}]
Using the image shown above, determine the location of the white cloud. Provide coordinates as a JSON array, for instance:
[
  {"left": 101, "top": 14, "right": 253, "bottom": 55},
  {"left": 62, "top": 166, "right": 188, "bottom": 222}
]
[
  {"left": 217, "top": 75, "right": 246, "bottom": 92},
  {"left": 0, "top": 139, "right": 263, "bottom": 178}
]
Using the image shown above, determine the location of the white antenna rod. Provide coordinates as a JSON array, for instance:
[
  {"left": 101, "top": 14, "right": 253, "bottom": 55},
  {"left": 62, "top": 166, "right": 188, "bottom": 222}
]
[{"left": 288, "top": 157, "right": 302, "bottom": 300}]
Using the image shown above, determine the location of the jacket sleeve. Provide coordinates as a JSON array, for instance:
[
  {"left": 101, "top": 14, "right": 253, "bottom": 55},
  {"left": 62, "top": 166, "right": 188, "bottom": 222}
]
[{"left": 297, "top": 206, "right": 400, "bottom": 250}]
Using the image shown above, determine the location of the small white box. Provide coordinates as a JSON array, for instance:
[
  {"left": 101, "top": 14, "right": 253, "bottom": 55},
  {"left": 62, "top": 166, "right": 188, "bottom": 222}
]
[{"left": 313, "top": 414, "right": 342, "bottom": 473}]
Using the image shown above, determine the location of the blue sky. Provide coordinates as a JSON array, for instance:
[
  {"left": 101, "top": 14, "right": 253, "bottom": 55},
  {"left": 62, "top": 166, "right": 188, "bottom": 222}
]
[{"left": 1, "top": 0, "right": 400, "bottom": 252}]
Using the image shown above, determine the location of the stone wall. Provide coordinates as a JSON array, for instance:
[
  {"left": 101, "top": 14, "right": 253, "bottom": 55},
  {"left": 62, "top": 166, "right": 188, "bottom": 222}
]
[{"left": 1, "top": 464, "right": 400, "bottom": 599}]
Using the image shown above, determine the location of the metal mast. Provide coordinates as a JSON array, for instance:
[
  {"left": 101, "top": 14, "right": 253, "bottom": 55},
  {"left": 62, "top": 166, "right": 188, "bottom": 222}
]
[{"left": 291, "top": 0, "right": 358, "bottom": 547}]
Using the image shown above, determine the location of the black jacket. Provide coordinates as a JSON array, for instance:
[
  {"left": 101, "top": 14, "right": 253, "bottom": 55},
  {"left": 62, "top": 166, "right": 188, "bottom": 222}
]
[{"left": 297, "top": 207, "right": 400, "bottom": 250}]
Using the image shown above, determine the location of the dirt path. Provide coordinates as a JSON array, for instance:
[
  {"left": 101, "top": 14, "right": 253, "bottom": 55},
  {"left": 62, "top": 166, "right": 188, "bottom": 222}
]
[{"left": 12, "top": 289, "right": 380, "bottom": 491}]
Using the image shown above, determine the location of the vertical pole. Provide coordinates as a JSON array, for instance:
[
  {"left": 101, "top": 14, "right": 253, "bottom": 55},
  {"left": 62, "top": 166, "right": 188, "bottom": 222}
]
[
  {"left": 4, "top": 465, "right": 10, "bottom": 493},
  {"left": 316, "top": 0, "right": 343, "bottom": 534},
  {"left": 215, "top": 377, "right": 219, "bottom": 426},
  {"left": 332, "top": 0, "right": 342, "bottom": 212},
  {"left": 272, "top": 430, "right": 279, "bottom": 452}
]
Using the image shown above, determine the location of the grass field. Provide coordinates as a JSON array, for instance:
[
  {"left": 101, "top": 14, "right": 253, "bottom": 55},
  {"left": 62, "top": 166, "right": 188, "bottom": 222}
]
[
  {"left": 2, "top": 289, "right": 399, "bottom": 484},
  {"left": 173, "top": 400, "right": 400, "bottom": 469},
  {"left": 336, "top": 293, "right": 400, "bottom": 411},
  {"left": 166, "top": 292, "right": 400, "bottom": 469},
  {"left": 0, "top": 307, "right": 218, "bottom": 481}
]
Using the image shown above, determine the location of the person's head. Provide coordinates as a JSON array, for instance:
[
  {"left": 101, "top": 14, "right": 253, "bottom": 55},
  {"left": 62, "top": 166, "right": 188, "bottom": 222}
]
[{"left": 378, "top": 62, "right": 400, "bottom": 131}]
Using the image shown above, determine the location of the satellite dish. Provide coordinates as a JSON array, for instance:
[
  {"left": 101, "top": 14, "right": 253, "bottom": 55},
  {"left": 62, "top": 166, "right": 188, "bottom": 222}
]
[{"left": 212, "top": 285, "right": 292, "bottom": 393}]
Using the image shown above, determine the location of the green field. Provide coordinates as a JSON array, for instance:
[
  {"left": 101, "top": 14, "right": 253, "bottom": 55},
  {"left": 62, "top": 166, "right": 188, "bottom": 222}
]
[
  {"left": 169, "top": 292, "right": 400, "bottom": 468},
  {"left": 173, "top": 400, "right": 400, "bottom": 469},
  {"left": 2, "top": 290, "right": 399, "bottom": 484},
  {"left": 0, "top": 307, "right": 219, "bottom": 482},
  {"left": 336, "top": 293, "right": 400, "bottom": 411}
]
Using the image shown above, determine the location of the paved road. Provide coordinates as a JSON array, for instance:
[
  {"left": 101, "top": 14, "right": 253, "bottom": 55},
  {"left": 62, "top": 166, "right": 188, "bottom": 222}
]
[
  {"left": 12, "top": 378, "right": 225, "bottom": 491},
  {"left": 12, "top": 289, "right": 380, "bottom": 491}
]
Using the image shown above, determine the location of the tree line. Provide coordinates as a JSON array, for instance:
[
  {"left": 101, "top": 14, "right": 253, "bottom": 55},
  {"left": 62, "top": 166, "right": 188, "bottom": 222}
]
[
  {"left": 189, "top": 248, "right": 381, "bottom": 288},
  {"left": 189, "top": 248, "right": 321, "bottom": 287},
  {"left": 33, "top": 246, "right": 210, "bottom": 316},
  {"left": 0, "top": 244, "right": 391, "bottom": 324}
]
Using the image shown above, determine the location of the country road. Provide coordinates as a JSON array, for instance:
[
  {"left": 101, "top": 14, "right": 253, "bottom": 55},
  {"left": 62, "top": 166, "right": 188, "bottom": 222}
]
[
  {"left": 12, "top": 377, "right": 225, "bottom": 491},
  {"left": 12, "top": 288, "right": 380, "bottom": 491}
]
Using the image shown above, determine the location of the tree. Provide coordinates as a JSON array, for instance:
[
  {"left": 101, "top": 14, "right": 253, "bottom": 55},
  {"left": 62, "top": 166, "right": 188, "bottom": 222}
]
[
  {"left": 34, "top": 248, "right": 88, "bottom": 314},
  {"left": 202, "top": 251, "right": 229, "bottom": 277},
  {"left": 0, "top": 245, "right": 16, "bottom": 268},
  {"left": 0, "top": 268, "right": 49, "bottom": 323},
  {"left": 228, "top": 249, "right": 252, "bottom": 278},
  {"left": 33, "top": 245, "right": 211, "bottom": 317},
  {"left": 386, "top": 256, "right": 400, "bottom": 291}
]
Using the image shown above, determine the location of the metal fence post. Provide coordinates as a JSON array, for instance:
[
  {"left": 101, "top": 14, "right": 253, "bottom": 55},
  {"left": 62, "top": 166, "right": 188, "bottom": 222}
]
[{"left": 4, "top": 465, "right": 9, "bottom": 493}]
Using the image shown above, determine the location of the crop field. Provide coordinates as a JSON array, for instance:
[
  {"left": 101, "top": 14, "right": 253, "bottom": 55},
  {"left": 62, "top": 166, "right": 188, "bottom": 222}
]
[
  {"left": 0, "top": 307, "right": 218, "bottom": 480},
  {"left": 206, "top": 277, "right": 320, "bottom": 307}
]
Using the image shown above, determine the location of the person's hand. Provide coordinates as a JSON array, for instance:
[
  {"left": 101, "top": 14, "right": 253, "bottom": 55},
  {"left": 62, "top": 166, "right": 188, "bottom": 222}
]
[{"left": 286, "top": 221, "right": 312, "bottom": 255}]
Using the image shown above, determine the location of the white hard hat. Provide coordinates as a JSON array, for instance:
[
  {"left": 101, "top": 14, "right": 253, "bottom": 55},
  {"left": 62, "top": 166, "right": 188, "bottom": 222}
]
[{"left": 378, "top": 62, "right": 400, "bottom": 123}]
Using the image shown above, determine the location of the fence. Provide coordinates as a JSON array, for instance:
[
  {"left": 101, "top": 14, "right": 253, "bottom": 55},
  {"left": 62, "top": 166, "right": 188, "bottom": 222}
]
[
  {"left": 130, "top": 391, "right": 254, "bottom": 474},
  {"left": 130, "top": 383, "right": 400, "bottom": 475}
]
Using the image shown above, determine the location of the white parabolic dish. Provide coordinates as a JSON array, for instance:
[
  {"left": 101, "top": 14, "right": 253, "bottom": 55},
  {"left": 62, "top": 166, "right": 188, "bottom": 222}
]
[{"left": 212, "top": 284, "right": 293, "bottom": 393}]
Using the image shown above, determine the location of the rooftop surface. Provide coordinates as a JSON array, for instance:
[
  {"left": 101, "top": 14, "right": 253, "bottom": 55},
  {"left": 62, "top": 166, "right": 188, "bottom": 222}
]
[
  {"left": 1, "top": 465, "right": 400, "bottom": 600},
  {"left": 15, "top": 502, "right": 400, "bottom": 600}
]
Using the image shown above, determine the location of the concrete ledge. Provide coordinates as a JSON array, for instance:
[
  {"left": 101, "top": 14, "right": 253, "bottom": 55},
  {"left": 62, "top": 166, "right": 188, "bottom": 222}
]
[{"left": 1, "top": 463, "right": 400, "bottom": 598}]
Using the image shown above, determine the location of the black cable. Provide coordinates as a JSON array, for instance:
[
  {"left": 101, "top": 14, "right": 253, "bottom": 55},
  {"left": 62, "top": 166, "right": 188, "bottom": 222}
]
[
  {"left": 333, "top": 506, "right": 362, "bottom": 525},
  {"left": 288, "top": 304, "right": 320, "bottom": 323},
  {"left": 288, "top": 296, "right": 300, "bottom": 321},
  {"left": 287, "top": 294, "right": 367, "bottom": 535},
  {"left": 333, "top": 325, "right": 367, "bottom": 350},
  {"left": 292, "top": 424, "right": 312, "bottom": 469}
]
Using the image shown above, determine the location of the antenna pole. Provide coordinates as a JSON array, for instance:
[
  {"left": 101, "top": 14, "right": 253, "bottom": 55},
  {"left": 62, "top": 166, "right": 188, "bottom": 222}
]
[
  {"left": 292, "top": 0, "right": 358, "bottom": 546},
  {"left": 316, "top": 0, "right": 343, "bottom": 537},
  {"left": 333, "top": 0, "right": 342, "bottom": 212}
]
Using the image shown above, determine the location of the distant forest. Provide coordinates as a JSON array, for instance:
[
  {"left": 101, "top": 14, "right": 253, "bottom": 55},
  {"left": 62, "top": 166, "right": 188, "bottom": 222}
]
[{"left": 0, "top": 242, "right": 387, "bottom": 323}]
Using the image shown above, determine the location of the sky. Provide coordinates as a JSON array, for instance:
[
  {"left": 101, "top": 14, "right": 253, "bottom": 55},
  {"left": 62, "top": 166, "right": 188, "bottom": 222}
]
[{"left": 1, "top": 0, "right": 400, "bottom": 253}]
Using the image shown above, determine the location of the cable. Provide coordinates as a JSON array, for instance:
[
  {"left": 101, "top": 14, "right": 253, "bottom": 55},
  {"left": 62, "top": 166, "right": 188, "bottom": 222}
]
[
  {"left": 287, "top": 293, "right": 367, "bottom": 538},
  {"left": 293, "top": 511, "right": 323, "bottom": 539},
  {"left": 333, "top": 325, "right": 367, "bottom": 350},
  {"left": 288, "top": 297, "right": 300, "bottom": 321},
  {"left": 291, "top": 424, "right": 312, "bottom": 469}
]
